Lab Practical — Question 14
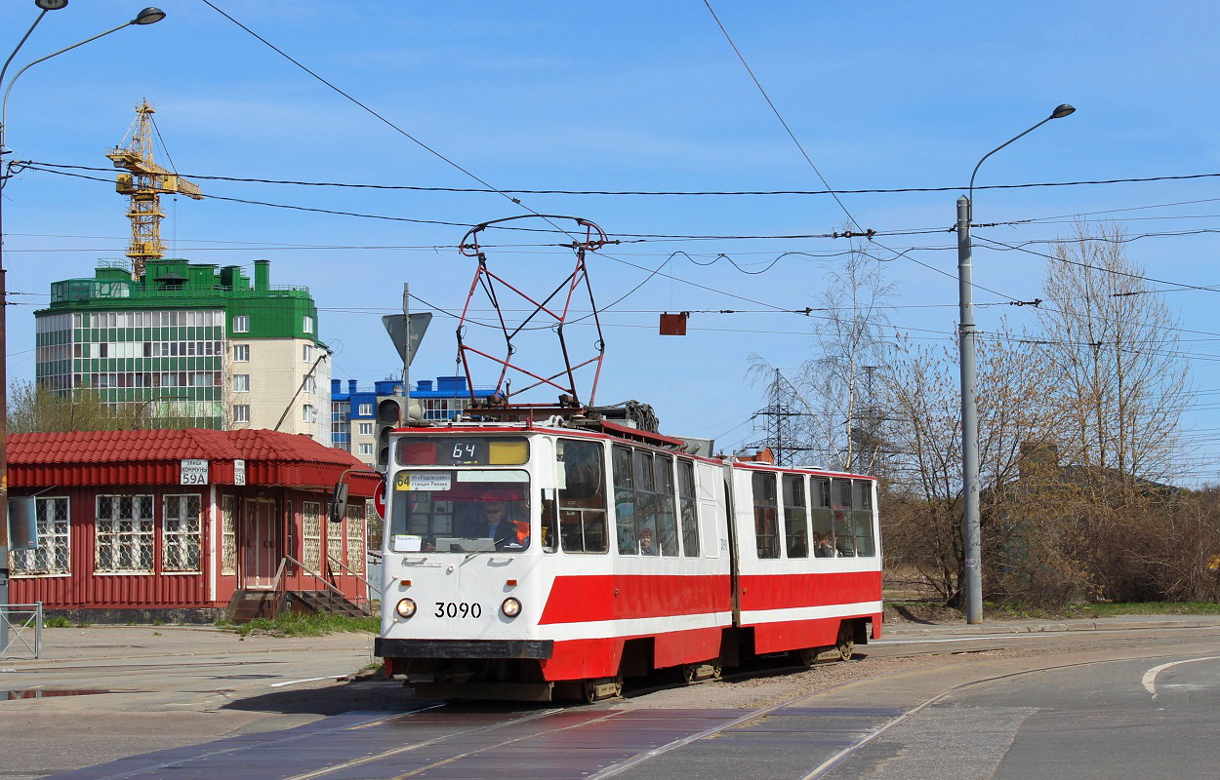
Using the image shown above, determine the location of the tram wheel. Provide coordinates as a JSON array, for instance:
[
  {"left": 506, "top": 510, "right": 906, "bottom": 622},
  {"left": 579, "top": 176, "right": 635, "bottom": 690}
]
[
  {"left": 798, "top": 647, "right": 819, "bottom": 667},
  {"left": 683, "top": 664, "right": 697, "bottom": 684},
  {"left": 582, "top": 675, "right": 623, "bottom": 703},
  {"left": 836, "top": 622, "right": 855, "bottom": 661}
]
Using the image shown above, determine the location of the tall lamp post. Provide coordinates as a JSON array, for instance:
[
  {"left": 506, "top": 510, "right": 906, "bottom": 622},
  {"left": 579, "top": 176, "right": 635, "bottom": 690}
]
[
  {"left": 0, "top": 2, "right": 166, "bottom": 630},
  {"left": 957, "top": 103, "right": 1075, "bottom": 624}
]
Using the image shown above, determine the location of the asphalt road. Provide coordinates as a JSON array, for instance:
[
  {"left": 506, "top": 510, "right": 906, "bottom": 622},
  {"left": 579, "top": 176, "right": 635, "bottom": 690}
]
[
  {"left": 3, "top": 617, "right": 1220, "bottom": 779},
  {"left": 1, "top": 627, "right": 387, "bottom": 780},
  {"left": 817, "top": 626, "right": 1220, "bottom": 779}
]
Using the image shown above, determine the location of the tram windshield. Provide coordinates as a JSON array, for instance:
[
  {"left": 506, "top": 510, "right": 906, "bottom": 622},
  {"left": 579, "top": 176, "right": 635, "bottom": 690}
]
[{"left": 387, "top": 469, "right": 531, "bottom": 554}]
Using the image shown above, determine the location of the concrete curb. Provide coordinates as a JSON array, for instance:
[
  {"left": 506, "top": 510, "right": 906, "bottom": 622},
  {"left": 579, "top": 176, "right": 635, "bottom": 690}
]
[{"left": 885, "top": 616, "right": 1220, "bottom": 638}]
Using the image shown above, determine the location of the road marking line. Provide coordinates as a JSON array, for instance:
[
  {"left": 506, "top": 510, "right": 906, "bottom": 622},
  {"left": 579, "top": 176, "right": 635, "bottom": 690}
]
[
  {"left": 270, "top": 676, "right": 337, "bottom": 688},
  {"left": 1141, "top": 655, "right": 1220, "bottom": 697}
]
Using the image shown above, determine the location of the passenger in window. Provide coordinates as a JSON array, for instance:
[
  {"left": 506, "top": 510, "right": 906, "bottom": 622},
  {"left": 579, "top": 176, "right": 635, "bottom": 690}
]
[
  {"left": 813, "top": 532, "right": 836, "bottom": 558},
  {"left": 638, "top": 527, "right": 657, "bottom": 556}
]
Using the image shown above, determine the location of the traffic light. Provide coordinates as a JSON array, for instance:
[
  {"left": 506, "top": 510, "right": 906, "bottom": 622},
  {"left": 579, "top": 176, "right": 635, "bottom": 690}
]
[
  {"left": 328, "top": 481, "right": 349, "bottom": 524},
  {"left": 375, "top": 396, "right": 406, "bottom": 471}
]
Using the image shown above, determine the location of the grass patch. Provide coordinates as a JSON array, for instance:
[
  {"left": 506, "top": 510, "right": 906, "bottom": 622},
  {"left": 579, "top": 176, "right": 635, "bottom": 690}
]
[
  {"left": 223, "top": 612, "right": 379, "bottom": 638},
  {"left": 886, "top": 596, "right": 1220, "bottom": 624},
  {"left": 1060, "top": 601, "right": 1220, "bottom": 618},
  {"left": 43, "top": 616, "right": 72, "bottom": 628},
  {"left": 983, "top": 601, "right": 1220, "bottom": 621}
]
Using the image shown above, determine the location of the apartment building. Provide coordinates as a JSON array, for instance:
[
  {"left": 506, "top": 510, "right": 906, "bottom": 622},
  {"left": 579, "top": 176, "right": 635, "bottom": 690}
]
[{"left": 35, "top": 258, "right": 330, "bottom": 442}]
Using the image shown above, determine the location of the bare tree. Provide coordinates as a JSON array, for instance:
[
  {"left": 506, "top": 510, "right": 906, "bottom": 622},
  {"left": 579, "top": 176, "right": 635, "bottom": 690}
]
[
  {"left": 878, "top": 326, "right": 1066, "bottom": 604},
  {"left": 748, "top": 240, "right": 896, "bottom": 473},
  {"left": 874, "top": 336, "right": 962, "bottom": 600},
  {"left": 8, "top": 380, "right": 194, "bottom": 434},
  {"left": 1035, "top": 222, "right": 1189, "bottom": 485},
  {"left": 801, "top": 242, "right": 896, "bottom": 473}
]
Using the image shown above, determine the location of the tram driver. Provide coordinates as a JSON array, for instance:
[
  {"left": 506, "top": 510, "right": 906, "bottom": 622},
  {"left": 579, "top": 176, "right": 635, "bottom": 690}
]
[{"left": 482, "top": 500, "right": 530, "bottom": 551}]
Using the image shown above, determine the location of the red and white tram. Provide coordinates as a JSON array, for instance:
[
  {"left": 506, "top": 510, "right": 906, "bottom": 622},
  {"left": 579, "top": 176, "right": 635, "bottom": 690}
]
[{"left": 375, "top": 417, "right": 882, "bottom": 701}]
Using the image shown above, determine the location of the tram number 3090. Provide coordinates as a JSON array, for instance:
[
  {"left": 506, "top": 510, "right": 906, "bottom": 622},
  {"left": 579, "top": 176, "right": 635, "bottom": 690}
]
[{"left": 434, "top": 602, "right": 483, "bottom": 619}]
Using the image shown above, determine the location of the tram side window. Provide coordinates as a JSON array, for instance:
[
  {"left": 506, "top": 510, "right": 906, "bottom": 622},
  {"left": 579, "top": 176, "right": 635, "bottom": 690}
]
[
  {"left": 556, "top": 438, "right": 608, "bottom": 554},
  {"left": 654, "top": 454, "right": 679, "bottom": 556},
  {"left": 832, "top": 479, "right": 856, "bottom": 557},
  {"left": 613, "top": 446, "right": 637, "bottom": 555},
  {"left": 810, "top": 478, "right": 835, "bottom": 557},
  {"left": 752, "top": 472, "right": 780, "bottom": 559},
  {"left": 677, "top": 459, "right": 700, "bottom": 557},
  {"left": 403, "top": 493, "right": 454, "bottom": 540},
  {"left": 633, "top": 451, "right": 660, "bottom": 556},
  {"left": 541, "top": 489, "right": 558, "bottom": 553},
  {"left": 782, "top": 474, "right": 809, "bottom": 558},
  {"left": 852, "top": 480, "right": 876, "bottom": 557}
]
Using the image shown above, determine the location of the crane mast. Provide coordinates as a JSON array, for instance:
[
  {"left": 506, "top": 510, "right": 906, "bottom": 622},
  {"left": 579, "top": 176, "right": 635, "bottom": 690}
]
[{"left": 105, "top": 100, "right": 203, "bottom": 279}]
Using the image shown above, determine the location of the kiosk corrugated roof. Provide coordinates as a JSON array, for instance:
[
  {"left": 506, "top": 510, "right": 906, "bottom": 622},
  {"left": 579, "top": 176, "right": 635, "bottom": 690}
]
[
  {"left": 9, "top": 428, "right": 242, "bottom": 464},
  {"left": 8, "top": 428, "right": 378, "bottom": 493}
]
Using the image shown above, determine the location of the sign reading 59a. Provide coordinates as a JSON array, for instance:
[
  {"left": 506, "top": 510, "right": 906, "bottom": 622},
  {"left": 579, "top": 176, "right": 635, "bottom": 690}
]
[{"left": 180, "top": 459, "right": 209, "bottom": 485}]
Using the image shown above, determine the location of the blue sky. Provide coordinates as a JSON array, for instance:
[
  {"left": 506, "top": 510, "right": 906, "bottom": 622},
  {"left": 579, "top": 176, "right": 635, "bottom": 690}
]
[{"left": 4, "top": 2, "right": 1220, "bottom": 482}]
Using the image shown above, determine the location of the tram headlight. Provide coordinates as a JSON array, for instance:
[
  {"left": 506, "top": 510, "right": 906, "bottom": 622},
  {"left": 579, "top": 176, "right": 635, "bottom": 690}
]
[
  {"left": 395, "top": 598, "right": 417, "bottom": 619},
  {"left": 501, "top": 597, "right": 522, "bottom": 618}
]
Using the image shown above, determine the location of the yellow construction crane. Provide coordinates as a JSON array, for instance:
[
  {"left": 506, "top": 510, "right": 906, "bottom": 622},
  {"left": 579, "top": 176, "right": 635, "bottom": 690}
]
[{"left": 106, "top": 100, "right": 203, "bottom": 279}]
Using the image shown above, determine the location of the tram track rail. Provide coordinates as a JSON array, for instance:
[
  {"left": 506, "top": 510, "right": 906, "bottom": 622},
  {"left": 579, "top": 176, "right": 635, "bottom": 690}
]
[{"left": 241, "top": 651, "right": 1176, "bottom": 780}]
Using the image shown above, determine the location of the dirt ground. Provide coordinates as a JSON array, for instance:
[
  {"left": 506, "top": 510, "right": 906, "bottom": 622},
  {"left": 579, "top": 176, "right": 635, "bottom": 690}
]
[{"left": 884, "top": 600, "right": 964, "bottom": 625}]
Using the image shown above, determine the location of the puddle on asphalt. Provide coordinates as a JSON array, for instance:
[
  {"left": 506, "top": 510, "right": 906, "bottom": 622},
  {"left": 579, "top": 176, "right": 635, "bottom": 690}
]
[{"left": 2, "top": 689, "right": 108, "bottom": 700}]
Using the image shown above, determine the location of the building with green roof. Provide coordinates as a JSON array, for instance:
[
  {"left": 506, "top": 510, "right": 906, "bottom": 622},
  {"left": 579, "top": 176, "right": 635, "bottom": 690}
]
[{"left": 35, "top": 259, "right": 331, "bottom": 441}]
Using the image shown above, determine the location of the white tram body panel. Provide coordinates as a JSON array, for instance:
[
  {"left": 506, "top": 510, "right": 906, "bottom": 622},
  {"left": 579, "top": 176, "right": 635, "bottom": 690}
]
[
  {"left": 374, "top": 421, "right": 881, "bottom": 700},
  {"left": 728, "top": 463, "right": 883, "bottom": 656}
]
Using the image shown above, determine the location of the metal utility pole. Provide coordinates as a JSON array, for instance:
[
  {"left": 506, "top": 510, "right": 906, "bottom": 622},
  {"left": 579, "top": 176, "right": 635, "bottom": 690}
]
[
  {"left": 958, "top": 103, "right": 1075, "bottom": 624},
  {"left": 0, "top": 0, "right": 166, "bottom": 648},
  {"left": 402, "top": 283, "right": 410, "bottom": 400},
  {"left": 956, "top": 194, "right": 983, "bottom": 624}
]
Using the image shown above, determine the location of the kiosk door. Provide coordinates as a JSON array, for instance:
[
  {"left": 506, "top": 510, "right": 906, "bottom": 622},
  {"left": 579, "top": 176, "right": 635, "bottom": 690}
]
[{"left": 242, "top": 499, "right": 279, "bottom": 589}]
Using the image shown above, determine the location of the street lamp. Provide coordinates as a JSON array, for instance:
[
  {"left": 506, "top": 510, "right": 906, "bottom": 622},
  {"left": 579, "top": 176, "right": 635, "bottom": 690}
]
[
  {"left": 957, "top": 103, "right": 1075, "bottom": 624},
  {"left": 0, "top": 2, "right": 165, "bottom": 630}
]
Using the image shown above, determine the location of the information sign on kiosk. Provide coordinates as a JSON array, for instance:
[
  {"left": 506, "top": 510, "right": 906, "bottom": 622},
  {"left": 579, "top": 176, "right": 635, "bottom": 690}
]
[{"left": 180, "top": 459, "right": 208, "bottom": 485}]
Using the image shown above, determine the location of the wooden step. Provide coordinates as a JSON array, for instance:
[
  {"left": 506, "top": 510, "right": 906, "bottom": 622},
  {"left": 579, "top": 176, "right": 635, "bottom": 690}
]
[{"left": 226, "top": 590, "right": 285, "bottom": 623}]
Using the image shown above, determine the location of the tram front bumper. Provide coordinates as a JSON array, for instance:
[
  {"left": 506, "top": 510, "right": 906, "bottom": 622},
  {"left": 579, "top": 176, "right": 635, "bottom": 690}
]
[{"left": 375, "top": 638, "right": 554, "bottom": 660}]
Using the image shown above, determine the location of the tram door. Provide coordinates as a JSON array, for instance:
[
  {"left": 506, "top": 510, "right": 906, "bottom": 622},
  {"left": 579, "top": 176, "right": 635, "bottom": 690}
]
[{"left": 242, "top": 499, "right": 280, "bottom": 589}]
